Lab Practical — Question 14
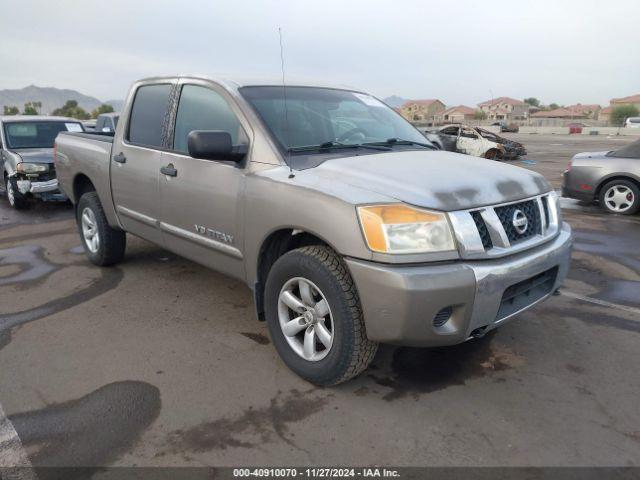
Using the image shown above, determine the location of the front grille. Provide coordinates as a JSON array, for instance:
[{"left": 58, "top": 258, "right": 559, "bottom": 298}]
[
  {"left": 542, "top": 196, "right": 550, "bottom": 226},
  {"left": 496, "top": 266, "right": 558, "bottom": 321},
  {"left": 470, "top": 211, "right": 493, "bottom": 249},
  {"left": 494, "top": 199, "right": 541, "bottom": 243}
]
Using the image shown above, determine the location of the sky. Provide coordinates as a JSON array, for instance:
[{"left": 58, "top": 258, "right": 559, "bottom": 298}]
[{"left": 1, "top": 0, "right": 638, "bottom": 107}]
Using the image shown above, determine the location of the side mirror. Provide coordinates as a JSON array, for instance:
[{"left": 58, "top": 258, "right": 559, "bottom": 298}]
[{"left": 187, "top": 130, "right": 246, "bottom": 162}]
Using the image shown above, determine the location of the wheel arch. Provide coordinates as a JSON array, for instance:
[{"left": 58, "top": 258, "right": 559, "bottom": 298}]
[
  {"left": 72, "top": 173, "right": 97, "bottom": 204},
  {"left": 594, "top": 173, "right": 640, "bottom": 198},
  {"left": 253, "top": 227, "right": 339, "bottom": 321}
]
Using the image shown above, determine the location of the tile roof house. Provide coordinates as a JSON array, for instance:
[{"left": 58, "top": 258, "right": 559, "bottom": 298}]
[
  {"left": 442, "top": 105, "right": 476, "bottom": 123},
  {"left": 399, "top": 99, "right": 446, "bottom": 124},
  {"left": 565, "top": 103, "right": 601, "bottom": 119},
  {"left": 531, "top": 108, "right": 587, "bottom": 119},
  {"left": 478, "top": 97, "right": 530, "bottom": 122},
  {"left": 611, "top": 94, "right": 640, "bottom": 108}
]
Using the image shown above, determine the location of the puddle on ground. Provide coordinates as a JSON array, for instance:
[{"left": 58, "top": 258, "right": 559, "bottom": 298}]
[
  {"left": 165, "top": 389, "right": 326, "bottom": 453},
  {"left": 368, "top": 333, "right": 523, "bottom": 401},
  {"left": 9, "top": 381, "right": 161, "bottom": 469}
]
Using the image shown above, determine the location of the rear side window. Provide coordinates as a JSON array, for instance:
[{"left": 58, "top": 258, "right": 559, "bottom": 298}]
[
  {"left": 173, "top": 85, "right": 246, "bottom": 154},
  {"left": 127, "top": 84, "right": 172, "bottom": 148}
]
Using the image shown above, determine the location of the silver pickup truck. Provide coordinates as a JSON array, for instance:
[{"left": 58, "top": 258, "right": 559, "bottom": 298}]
[
  {"left": 55, "top": 76, "right": 572, "bottom": 385},
  {"left": 1, "top": 115, "right": 81, "bottom": 208}
]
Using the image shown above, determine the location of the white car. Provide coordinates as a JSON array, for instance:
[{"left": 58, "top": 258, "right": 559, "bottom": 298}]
[
  {"left": 624, "top": 117, "right": 640, "bottom": 128},
  {"left": 425, "top": 124, "right": 508, "bottom": 160}
]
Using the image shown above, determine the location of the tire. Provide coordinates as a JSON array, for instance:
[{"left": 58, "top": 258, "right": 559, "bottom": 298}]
[
  {"left": 264, "top": 245, "right": 378, "bottom": 386},
  {"left": 599, "top": 179, "right": 640, "bottom": 215},
  {"left": 5, "top": 175, "right": 29, "bottom": 210},
  {"left": 484, "top": 149, "right": 503, "bottom": 161},
  {"left": 76, "top": 191, "right": 126, "bottom": 266}
]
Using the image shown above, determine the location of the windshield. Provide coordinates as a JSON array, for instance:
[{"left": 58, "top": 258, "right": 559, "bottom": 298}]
[
  {"left": 240, "top": 86, "right": 432, "bottom": 153},
  {"left": 3, "top": 121, "right": 83, "bottom": 149}
]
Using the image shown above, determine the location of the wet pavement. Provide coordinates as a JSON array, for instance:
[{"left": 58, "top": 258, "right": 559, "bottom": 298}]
[{"left": 0, "top": 134, "right": 639, "bottom": 468}]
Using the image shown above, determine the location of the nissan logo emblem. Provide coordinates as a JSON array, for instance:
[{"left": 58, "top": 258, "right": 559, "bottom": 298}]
[{"left": 512, "top": 209, "right": 528, "bottom": 234}]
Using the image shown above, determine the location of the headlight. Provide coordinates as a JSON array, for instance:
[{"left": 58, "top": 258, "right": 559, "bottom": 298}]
[
  {"left": 16, "top": 163, "right": 49, "bottom": 174},
  {"left": 357, "top": 204, "right": 456, "bottom": 254}
]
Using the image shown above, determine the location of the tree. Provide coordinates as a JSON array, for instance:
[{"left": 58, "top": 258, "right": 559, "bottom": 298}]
[
  {"left": 3, "top": 105, "right": 19, "bottom": 115},
  {"left": 51, "top": 100, "right": 91, "bottom": 120},
  {"left": 611, "top": 105, "right": 640, "bottom": 126},
  {"left": 23, "top": 102, "right": 39, "bottom": 115},
  {"left": 548, "top": 103, "right": 561, "bottom": 110},
  {"left": 91, "top": 103, "right": 115, "bottom": 119},
  {"left": 524, "top": 97, "right": 540, "bottom": 107},
  {"left": 474, "top": 109, "right": 487, "bottom": 120}
]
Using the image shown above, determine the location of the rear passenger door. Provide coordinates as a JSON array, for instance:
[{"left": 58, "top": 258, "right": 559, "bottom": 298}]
[
  {"left": 111, "top": 82, "right": 174, "bottom": 244},
  {"left": 159, "top": 80, "right": 250, "bottom": 280}
]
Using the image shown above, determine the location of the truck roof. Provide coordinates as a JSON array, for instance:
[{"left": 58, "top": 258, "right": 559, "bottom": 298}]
[
  {"left": 0, "top": 115, "right": 81, "bottom": 123},
  {"left": 136, "top": 74, "right": 365, "bottom": 93}
]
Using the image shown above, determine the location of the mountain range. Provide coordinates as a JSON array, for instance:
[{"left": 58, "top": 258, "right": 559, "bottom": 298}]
[
  {"left": 1, "top": 84, "right": 401, "bottom": 115},
  {"left": 0, "top": 85, "right": 123, "bottom": 115}
]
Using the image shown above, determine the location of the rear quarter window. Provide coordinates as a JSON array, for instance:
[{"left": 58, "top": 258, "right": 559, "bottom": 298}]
[{"left": 127, "top": 84, "right": 172, "bottom": 148}]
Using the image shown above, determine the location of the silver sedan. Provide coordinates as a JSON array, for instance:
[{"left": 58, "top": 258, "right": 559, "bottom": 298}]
[{"left": 562, "top": 139, "right": 640, "bottom": 215}]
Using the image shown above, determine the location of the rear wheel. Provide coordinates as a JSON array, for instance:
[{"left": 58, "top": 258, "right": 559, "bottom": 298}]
[
  {"left": 4, "top": 175, "right": 29, "bottom": 209},
  {"left": 76, "top": 191, "right": 126, "bottom": 266},
  {"left": 599, "top": 180, "right": 640, "bottom": 215},
  {"left": 264, "top": 245, "right": 378, "bottom": 385}
]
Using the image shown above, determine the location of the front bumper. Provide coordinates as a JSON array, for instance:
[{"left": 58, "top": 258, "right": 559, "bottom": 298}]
[
  {"left": 16, "top": 178, "right": 68, "bottom": 201},
  {"left": 346, "top": 223, "right": 572, "bottom": 347}
]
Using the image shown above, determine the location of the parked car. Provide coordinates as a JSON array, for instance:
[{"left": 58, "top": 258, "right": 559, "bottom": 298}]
[
  {"left": 425, "top": 124, "right": 526, "bottom": 160},
  {"left": 563, "top": 139, "right": 640, "bottom": 215},
  {"left": 95, "top": 112, "right": 119, "bottom": 133},
  {"left": 55, "top": 75, "right": 572, "bottom": 385},
  {"left": 0, "top": 115, "right": 81, "bottom": 209},
  {"left": 624, "top": 117, "right": 640, "bottom": 128},
  {"left": 491, "top": 122, "right": 519, "bottom": 133}
]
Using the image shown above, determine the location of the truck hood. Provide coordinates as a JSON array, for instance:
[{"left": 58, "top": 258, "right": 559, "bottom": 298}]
[
  {"left": 14, "top": 148, "right": 55, "bottom": 164},
  {"left": 312, "top": 150, "right": 551, "bottom": 211}
]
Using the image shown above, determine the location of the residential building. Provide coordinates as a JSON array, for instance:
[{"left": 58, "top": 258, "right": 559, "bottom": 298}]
[
  {"left": 565, "top": 103, "right": 601, "bottom": 120},
  {"left": 442, "top": 105, "right": 476, "bottom": 123},
  {"left": 399, "top": 99, "right": 446, "bottom": 124},
  {"left": 478, "top": 97, "right": 530, "bottom": 122},
  {"left": 599, "top": 106, "right": 613, "bottom": 124},
  {"left": 530, "top": 108, "right": 587, "bottom": 126},
  {"left": 610, "top": 94, "right": 640, "bottom": 111},
  {"left": 599, "top": 94, "right": 640, "bottom": 124}
]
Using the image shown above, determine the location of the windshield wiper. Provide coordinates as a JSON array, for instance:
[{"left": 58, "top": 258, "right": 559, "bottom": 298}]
[
  {"left": 288, "top": 141, "right": 391, "bottom": 153},
  {"left": 364, "top": 138, "right": 436, "bottom": 149}
]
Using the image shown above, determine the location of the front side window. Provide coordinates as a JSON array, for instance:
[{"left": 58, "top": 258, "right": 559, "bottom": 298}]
[
  {"left": 127, "top": 84, "right": 172, "bottom": 148},
  {"left": 240, "top": 86, "right": 430, "bottom": 154},
  {"left": 3, "top": 121, "right": 83, "bottom": 149},
  {"left": 173, "top": 85, "right": 246, "bottom": 154}
]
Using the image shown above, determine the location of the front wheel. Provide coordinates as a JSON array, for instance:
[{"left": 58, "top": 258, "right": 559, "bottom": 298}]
[
  {"left": 599, "top": 180, "right": 640, "bottom": 215},
  {"left": 76, "top": 191, "right": 126, "bottom": 266},
  {"left": 5, "top": 175, "right": 28, "bottom": 209},
  {"left": 264, "top": 246, "right": 378, "bottom": 386}
]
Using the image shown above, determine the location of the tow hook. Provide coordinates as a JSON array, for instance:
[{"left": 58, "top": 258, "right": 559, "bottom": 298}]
[{"left": 470, "top": 327, "right": 487, "bottom": 339}]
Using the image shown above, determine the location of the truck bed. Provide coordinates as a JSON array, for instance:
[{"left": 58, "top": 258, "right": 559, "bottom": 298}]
[
  {"left": 60, "top": 131, "right": 115, "bottom": 143},
  {"left": 55, "top": 131, "right": 118, "bottom": 224}
]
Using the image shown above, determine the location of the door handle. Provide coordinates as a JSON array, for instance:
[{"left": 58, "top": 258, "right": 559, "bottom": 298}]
[
  {"left": 160, "top": 164, "right": 178, "bottom": 177},
  {"left": 113, "top": 152, "right": 127, "bottom": 163}
]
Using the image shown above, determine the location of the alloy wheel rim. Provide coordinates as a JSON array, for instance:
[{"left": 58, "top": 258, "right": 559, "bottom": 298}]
[
  {"left": 277, "top": 277, "right": 334, "bottom": 362},
  {"left": 605, "top": 185, "right": 634, "bottom": 213},
  {"left": 6, "top": 179, "right": 15, "bottom": 206},
  {"left": 81, "top": 207, "right": 100, "bottom": 253}
]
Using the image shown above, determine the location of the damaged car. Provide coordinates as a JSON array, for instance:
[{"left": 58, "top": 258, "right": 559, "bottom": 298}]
[
  {"left": 1, "top": 116, "right": 82, "bottom": 209},
  {"left": 425, "top": 124, "right": 526, "bottom": 160}
]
